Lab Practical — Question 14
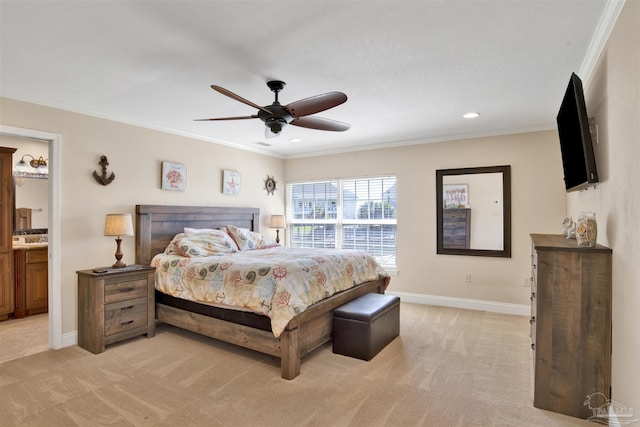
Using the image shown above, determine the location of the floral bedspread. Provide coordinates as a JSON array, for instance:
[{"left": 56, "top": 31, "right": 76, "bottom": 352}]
[{"left": 151, "top": 247, "right": 390, "bottom": 337}]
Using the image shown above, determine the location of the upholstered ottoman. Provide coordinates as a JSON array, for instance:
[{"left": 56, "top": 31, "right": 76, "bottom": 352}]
[{"left": 332, "top": 293, "right": 400, "bottom": 361}]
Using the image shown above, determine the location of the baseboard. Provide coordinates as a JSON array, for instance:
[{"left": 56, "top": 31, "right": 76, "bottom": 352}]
[
  {"left": 62, "top": 331, "right": 78, "bottom": 348},
  {"left": 386, "top": 291, "right": 529, "bottom": 316}
]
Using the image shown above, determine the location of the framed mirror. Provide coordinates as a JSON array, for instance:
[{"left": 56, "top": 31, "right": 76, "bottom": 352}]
[
  {"left": 13, "top": 173, "right": 49, "bottom": 234},
  {"left": 436, "top": 165, "right": 511, "bottom": 257}
]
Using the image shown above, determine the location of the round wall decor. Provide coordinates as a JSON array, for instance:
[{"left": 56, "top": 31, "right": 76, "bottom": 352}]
[{"left": 264, "top": 175, "right": 277, "bottom": 195}]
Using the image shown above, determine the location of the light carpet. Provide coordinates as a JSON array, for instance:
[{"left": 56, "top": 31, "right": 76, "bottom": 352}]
[{"left": 0, "top": 303, "right": 591, "bottom": 426}]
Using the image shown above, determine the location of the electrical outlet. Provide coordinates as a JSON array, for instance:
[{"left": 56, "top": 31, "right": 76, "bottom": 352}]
[
  {"left": 523, "top": 277, "right": 531, "bottom": 287},
  {"left": 465, "top": 273, "right": 471, "bottom": 283}
]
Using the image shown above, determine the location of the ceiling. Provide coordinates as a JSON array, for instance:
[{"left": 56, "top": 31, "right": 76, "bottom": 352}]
[{"left": 0, "top": 1, "right": 617, "bottom": 159}]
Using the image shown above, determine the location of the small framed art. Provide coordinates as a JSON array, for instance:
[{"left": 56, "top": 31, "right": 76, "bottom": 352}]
[
  {"left": 222, "top": 169, "right": 241, "bottom": 195},
  {"left": 443, "top": 184, "right": 468, "bottom": 208},
  {"left": 161, "top": 161, "right": 186, "bottom": 191}
]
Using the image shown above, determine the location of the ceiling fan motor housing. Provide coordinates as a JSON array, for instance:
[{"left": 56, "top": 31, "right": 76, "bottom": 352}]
[{"left": 259, "top": 105, "right": 293, "bottom": 133}]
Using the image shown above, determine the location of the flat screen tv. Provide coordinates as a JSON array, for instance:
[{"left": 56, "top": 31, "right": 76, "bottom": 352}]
[{"left": 556, "top": 72, "right": 599, "bottom": 192}]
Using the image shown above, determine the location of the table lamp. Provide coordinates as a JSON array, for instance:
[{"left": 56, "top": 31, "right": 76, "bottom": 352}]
[
  {"left": 269, "top": 214, "right": 285, "bottom": 244},
  {"left": 104, "top": 213, "right": 134, "bottom": 268}
]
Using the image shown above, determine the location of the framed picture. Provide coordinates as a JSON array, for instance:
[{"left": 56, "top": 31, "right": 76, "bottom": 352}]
[
  {"left": 161, "top": 161, "right": 186, "bottom": 191},
  {"left": 443, "top": 184, "right": 468, "bottom": 208},
  {"left": 222, "top": 169, "right": 241, "bottom": 195}
]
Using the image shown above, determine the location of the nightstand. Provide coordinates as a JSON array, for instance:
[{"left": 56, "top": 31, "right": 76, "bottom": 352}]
[{"left": 77, "top": 265, "right": 155, "bottom": 353}]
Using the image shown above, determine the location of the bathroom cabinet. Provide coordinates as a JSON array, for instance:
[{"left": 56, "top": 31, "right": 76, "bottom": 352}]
[{"left": 13, "top": 247, "right": 48, "bottom": 318}]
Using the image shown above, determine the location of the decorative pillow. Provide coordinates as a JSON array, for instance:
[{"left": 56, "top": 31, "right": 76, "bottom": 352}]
[
  {"left": 225, "top": 224, "right": 278, "bottom": 251},
  {"left": 184, "top": 227, "right": 225, "bottom": 236},
  {"left": 186, "top": 228, "right": 238, "bottom": 251},
  {"left": 166, "top": 229, "right": 238, "bottom": 257},
  {"left": 164, "top": 233, "right": 186, "bottom": 255}
]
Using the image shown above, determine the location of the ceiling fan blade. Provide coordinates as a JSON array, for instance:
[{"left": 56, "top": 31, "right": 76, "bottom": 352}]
[
  {"left": 291, "top": 116, "right": 351, "bottom": 132},
  {"left": 211, "top": 85, "right": 273, "bottom": 115},
  {"left": 194, "top": 115, "right": 258, "bottom": 121},
  {"left": 286, "top": 92, "right": 347, "bottom": 117}
]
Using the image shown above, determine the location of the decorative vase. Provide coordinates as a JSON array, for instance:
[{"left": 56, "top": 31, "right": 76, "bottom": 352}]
[{"left": 576, "top": 211, "right": 597, "bottom": 247}]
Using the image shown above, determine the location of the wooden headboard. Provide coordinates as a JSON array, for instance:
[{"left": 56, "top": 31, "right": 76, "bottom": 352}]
[{"left": 135, "top": 205, "right": 260, "bottom": 265}]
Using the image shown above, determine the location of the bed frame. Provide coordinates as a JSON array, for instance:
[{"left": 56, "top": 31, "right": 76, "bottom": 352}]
[{"left": 135, "top": 205, "right": 387, "bottom": 379}]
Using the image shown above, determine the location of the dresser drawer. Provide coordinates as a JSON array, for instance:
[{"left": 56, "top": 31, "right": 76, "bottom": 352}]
[
  {"left": 530, "top": 251, "right": 538, "bottom": 291},
  {"left": 104, "top": 297, "right": 148, "bottom": 336},
  {"left": 104, "top": 278, "right": 148, "bottom": 303},
  {"left": 26, "top": 249, "right": 48, "bottom": 263}
]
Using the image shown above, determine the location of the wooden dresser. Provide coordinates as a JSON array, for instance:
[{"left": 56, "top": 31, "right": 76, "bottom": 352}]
[
  {"left": 443, "top": 208, "right": 470, "bottom": 248},
  {"left": 530, "top": 234, "right": 612, "bottom": 419},
  {"left": 77, "top": 265, "right": 155, "bottom": 353}
]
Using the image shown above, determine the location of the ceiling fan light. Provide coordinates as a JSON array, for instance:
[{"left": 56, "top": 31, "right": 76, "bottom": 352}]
[
  {"left": 265, "top": 126, "right": 278, "bottom": 139},
  {"left": 265, "top": 118, "right": 287, "bottom": 138}
]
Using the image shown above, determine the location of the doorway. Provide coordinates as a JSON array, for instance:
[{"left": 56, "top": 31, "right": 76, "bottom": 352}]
[{"left": 0, "top": 125, "right": 62, "bottom": 351}]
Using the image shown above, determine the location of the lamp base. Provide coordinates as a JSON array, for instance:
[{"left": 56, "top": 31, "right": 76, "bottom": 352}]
[
  {"left": 112, "top": 237, "right": 127, "bottom": 268},
  {"left": 112, "top": 259, "right": 127, "bottom": 269}
]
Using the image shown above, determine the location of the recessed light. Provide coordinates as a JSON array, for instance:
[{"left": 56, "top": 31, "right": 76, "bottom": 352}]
[
  {"left": 290, "top": 138, "right": 302, "bottom": 143},
  {"left": 463, "top": 112, "right": 480, "bottom": 119}
]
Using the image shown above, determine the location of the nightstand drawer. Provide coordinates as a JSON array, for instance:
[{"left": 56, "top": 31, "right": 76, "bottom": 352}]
[
  {"left": 104, "top": 297, "right": 148, "bottom": 336},
  {"left": 104, "top": 278, "right": 148, "bottom": 303}
]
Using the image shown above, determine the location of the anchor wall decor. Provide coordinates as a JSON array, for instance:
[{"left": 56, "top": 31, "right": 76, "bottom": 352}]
[{"left": 93, "top": 155, "right": 116, "bottom": 186}]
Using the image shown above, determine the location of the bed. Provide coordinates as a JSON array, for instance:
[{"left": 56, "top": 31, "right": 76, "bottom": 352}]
[{"left": 134, "top": 205, "right": 390, "bottom": 379}]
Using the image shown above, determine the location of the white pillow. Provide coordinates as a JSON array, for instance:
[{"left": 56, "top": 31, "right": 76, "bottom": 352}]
[{"left": 225, "top": 224, "right": 278, "bottom": 251}]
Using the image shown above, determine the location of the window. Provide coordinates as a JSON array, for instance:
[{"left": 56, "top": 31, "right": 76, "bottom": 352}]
[{"left": 288, "top": 176, "right": 397, "bottom": 272}]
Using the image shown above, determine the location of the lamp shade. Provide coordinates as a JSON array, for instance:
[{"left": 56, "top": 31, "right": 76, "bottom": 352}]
[
  {"left": 269, "top": 215, "right": 285, "bottom": 229},
  {"left": 104, "top": 213, "right": 134, "bottom": 237}
]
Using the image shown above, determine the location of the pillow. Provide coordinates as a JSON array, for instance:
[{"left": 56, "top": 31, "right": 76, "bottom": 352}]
[
  {"left": 164, "top": 233, "right": 186, "bottom": 255},
  {"left": 167, "top": 229, "right": 238, "bottom": 257},
  {"left": 183, "top": 227, "right": 238, "bottom": 252},
  {"left": 184, "top": 227, "right": 224, "bottom": 236},
  {"left": 225, "top": 224, "right": 278, "bottom": 251}
]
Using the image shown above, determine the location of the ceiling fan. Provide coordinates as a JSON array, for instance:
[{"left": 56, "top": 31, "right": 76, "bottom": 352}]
[{"left": 196, "top": 80, "right": 350, "bottom": 138}]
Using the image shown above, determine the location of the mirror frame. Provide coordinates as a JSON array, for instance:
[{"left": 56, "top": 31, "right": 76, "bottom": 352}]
[{"left": 436, "top": 165, "right": 511, "bottom": 257}]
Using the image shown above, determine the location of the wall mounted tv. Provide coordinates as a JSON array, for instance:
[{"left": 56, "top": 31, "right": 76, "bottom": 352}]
[{"left": 556, "top": 72, "right": 599, "bottom": 192}]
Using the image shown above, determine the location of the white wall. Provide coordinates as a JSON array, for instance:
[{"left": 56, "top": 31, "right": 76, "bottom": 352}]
[
  {"left": 567, "top": 0, "right": 639, "bottom": 414},
  {"left": 285, "top": 130, "right": 566, "bottom": 306}
]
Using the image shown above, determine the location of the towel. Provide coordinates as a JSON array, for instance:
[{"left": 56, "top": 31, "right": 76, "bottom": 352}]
[{"left": 16, "top": 207, "right": 32, "bottom": 229}]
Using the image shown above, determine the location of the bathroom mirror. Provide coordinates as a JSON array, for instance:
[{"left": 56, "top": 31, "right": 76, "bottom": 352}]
[
  {"left": 13, "top": 173, "right": 49, "bottom": 233},
  {"left": 436, "top": 165, "right": 511, "bottom": 257}
]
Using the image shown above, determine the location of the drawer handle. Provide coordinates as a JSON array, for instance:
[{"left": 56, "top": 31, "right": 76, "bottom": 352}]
[
  {"left": 123, "top": 305, "right": 135, "bottom": 310},
  {"left": 531, "top": 343, "right": 535, "bottom": 350},
  {"left": 121, "top": 320, "right": 135, "bottom": 326},
  {"left": 530, "top": 316, "right": 535, "bottom": 324},
  {"left": 120, "top": 287, "right": 134, "bottom": 293}
]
